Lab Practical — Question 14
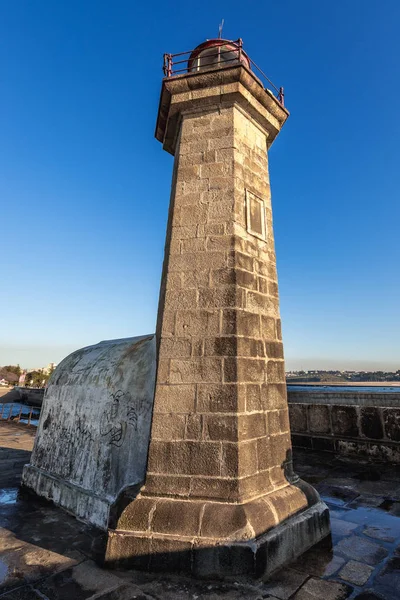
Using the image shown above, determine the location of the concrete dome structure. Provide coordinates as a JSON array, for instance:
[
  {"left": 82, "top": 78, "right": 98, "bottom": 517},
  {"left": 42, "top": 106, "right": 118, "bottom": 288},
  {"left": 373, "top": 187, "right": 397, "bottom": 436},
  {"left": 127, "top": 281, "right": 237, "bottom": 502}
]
[{"left": 22, "top": 334, "right": 156, "bottom": 529}]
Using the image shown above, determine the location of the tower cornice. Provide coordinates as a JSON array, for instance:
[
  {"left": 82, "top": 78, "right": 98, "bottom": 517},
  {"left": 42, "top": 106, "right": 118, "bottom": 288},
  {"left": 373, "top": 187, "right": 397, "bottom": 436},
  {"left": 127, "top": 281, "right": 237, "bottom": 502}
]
[{"left": 156, "top": 64, "right": 289, "bottom": 155}]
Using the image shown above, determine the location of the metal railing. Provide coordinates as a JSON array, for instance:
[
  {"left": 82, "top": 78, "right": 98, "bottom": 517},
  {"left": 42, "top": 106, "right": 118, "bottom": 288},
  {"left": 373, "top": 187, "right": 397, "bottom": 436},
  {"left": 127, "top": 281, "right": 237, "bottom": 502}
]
[
  {"left": 0, "top": 402, "right": 40, "bottom": 426},
  {"left": 162, "top": 39, "right": 285, "bottom": 106}
]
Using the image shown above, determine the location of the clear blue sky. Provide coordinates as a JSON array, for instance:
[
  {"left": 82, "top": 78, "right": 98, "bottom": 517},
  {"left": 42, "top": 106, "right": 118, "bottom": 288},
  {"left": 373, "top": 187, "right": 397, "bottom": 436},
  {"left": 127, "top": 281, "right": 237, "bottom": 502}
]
[{"left": 1, "top": 1, "right": 399, "bottom": 370}]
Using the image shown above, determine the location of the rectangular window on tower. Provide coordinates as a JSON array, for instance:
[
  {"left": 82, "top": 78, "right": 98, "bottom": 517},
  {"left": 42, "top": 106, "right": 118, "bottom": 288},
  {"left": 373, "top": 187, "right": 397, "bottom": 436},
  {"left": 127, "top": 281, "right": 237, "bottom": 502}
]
[{"left": 246, "top": 190, "right": 266, "bottom": 241}]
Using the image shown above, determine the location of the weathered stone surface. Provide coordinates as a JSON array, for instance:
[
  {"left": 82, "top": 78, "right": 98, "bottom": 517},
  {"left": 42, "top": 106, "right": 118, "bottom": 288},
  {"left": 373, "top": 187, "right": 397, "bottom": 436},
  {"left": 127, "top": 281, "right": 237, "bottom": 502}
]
[
  {"left": 374, "top": 556, "right": 400, "bottom": 598},
  {"left": 383, "top": 408, "right": 400, "bottom": 442},
  {"left": 5, "top": 426, "right": 400, "bottom": 597},
  {"left": 339, "top": 560, "right": 374, "bottom": 586},
  {"left": 331, "top": 406, "right": 359, "bottom": 438},
  {"left": 290, "top": 545, "right": 346, "bottom": 577},
  {"left": 360, "top": 408, "right": 384, "bottom": 440},
  {"left": 335, "top": 536, "right": 389, "bottom": 565},
  {"left": 261, "top": 568, "right": 308, "bottom": 599},
  {"left": 364, "top": 526, "right": 396, "bottom": 543},
  {"left": 293, "top": 577, "right": 352, "bottom": 600},
  {"left": 289, "top": 404, "right": 308, "bottom": 433},
  {"left": 22, "top": 335, "right": 156, "bottom": 529},
  {"left": 308, "top": 405, "right": 330, "bottom": 434},
  {"left": 330, "top": 517, "right": 359, "bottom": 537}
]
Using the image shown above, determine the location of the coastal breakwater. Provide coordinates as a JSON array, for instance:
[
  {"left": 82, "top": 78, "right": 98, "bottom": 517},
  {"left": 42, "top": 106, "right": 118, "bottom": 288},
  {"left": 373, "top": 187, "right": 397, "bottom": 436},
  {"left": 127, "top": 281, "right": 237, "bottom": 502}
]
[{"left": 288, "top": 386, "right": 400, "bottom": 463}]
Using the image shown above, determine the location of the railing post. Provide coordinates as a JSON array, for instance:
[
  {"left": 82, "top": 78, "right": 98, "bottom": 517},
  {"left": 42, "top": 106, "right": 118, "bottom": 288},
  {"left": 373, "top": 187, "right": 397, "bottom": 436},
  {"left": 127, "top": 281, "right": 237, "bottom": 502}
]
[
  {"left": 17, "top": 405, "right": 23, "bottom": 422},
  {"left": 7, "top": 403, "right": 13, "bottom": 421},
  {"left": 167, "top": 54, "right": 173, "bottom": 77},
  {"left": 238, "top": 38, "right": 243, "bottom": 64},
  {"left": 279, "top": 86, "right": 285, "bottom": 106},
  {"left": 28, "top": 407, "right": 33, "bottom": 426}
]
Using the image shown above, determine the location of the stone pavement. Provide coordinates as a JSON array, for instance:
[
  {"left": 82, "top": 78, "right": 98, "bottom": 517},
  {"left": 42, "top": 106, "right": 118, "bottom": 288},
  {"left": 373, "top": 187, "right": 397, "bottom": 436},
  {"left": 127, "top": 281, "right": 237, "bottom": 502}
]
[{"left": 1, "top": 421, "right": 400, "bottom": 599}]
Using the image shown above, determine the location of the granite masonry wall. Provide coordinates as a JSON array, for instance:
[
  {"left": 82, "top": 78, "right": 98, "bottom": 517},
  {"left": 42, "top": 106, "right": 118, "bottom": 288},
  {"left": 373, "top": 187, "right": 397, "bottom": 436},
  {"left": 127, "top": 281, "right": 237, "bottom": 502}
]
[{"left": 288, "top": 389, "right": 400, "bottom": 463}]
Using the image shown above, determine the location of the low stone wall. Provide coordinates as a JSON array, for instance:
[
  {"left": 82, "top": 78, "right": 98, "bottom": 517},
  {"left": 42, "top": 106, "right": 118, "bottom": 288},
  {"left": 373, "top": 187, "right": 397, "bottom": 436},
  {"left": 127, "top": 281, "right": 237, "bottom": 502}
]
[{"left": 287, "top": 389, "right": 400, "bottom": 463}]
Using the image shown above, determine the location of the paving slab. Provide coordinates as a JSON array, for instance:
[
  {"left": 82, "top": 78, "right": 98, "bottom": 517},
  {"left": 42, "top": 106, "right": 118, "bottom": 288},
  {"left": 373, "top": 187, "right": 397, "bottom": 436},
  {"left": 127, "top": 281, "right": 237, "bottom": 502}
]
[
  {"left": 292, "top": 577, "right": 352, "bottom": 600},
  {"left": 289, "top": 544, "right": 345, "bottom": 578},
  {"left": 2, "top": 423, "right": 400, "bottom": 599},
  {"left": 34, "top": 561, "right": 146, "bottom": 600},
  {"left": 373, "top": 556, "right": 400, "bottom": 600},
  {"left": 335, "top": 536, "right": 389, "bottom": 565},
  {"left": 338, "top": 560, "right": 374, "bottom": 586},
  {"left": 364, "top": 525, "right": 396, "bottom": 542},
  {"left": 260, "top": 568, "right": 308, "bottom": 599},
  {"left": 330, "top": 518, "right": 359, "bottom": 537}
]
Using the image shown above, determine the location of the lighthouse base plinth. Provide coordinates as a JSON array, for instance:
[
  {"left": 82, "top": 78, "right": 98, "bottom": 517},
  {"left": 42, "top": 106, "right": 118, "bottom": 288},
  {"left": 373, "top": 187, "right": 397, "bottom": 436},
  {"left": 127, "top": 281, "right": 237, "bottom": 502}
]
[{"left": 104, "top": 485, "right": 330, "bottom": 579}]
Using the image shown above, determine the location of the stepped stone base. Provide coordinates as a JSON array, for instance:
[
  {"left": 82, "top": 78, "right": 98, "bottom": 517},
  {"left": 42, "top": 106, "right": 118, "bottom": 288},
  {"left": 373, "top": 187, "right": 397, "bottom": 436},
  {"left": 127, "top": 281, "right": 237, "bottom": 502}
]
[
  {"left": 105, "top": 484, "right": 330, "bottom": 578},
  {"left": 22, "top": 465, "right": 113, "bottom": 530}
]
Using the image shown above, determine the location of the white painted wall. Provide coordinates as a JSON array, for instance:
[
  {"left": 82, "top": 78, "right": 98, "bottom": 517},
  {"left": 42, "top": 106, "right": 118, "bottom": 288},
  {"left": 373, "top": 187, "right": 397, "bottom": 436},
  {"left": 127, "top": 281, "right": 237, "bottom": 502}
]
[{"left": 22, "top": 334, "right": 156, "bottom": 529}]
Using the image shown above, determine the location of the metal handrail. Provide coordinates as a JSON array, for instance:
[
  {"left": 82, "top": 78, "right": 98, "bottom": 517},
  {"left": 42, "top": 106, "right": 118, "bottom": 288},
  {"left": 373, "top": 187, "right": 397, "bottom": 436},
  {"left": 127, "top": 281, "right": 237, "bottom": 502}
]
[
  {"left": 0, "top": 402, "right": 40, "bottom": 426},
  {"left": 162, "top": 39, "right": 285, "bottom": 106}
]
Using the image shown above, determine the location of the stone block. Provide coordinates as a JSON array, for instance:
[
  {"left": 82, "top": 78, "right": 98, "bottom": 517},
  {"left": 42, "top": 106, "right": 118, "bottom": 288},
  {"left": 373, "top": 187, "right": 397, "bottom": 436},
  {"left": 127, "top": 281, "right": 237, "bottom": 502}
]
[
  {"left": 189, "top": 475, "right": 240, "bottom": 502},
  {"left": 331, "top": 406, "right": 359, "bottom": 438},
  {"left": 278, "top": 409, "right": 290, "bottom": 433},
  {"left": 198, "top": 287, "right": 244, "bottom": 309},
  {"left": 262, "top": 567, "right": 308, "bottom": 599},
  {"left": 175, "top": 309, "right": 220, "bottom": 338},
  {"left": 144, "top": 473, "right": 191, "bottom": 497},
  {"left": 383, "top": 408, "right": 400, "bottom": 441},
  {"left": 182, "top": 269, "right": 210, "bottom": 289},
  {"left": 335, "top": 536, "right": 388, "bottom": 565},
  {"left": 233, "top": 251, "right": 254, "bottom": 272},
  {"left": 211, "top": 267, "right": 236, "bottom": 285},
  {"left": 239, "top": 413, "right": 266, "bottom": 440},
  {"left": 237, "top": 337, "right": 265, "bottom": 357},
  {"left": 185, "top": 414, "right": 203, "bottom": 440},
  {"left": 116, "top": 497, "right": 156, "bottom": 532},
  {"left": 197, "top": 383, "right": 243, "bottom": 413},
  {"left": 292, "top": 577, "right": 352, "bottom": 600},
  {"left": 270, "top": 432, "right": 291, "bottom": 467},
  {"left": 204, "top": 414, "right": 238, "bottom": 441},
  {"left": 261, "top": 315, "right": 276, "bottom": 339},
  {"left": 360, "top": 407, "right": 384, "bottom": 440},
  {"left": 257, "top": 436, "right": 273, "bottom": 471},
  {"left": 265, "top": 342, "right": 284, "bottom": 359},
  {"left": 158, "top": 338, "right": 192, "bottom": 358},
  {"left": 265, "top": 383, "right": 288, "bottom": 409},
  {"left": 224, "top": 357, "right": 266, "bottom": 383},
  {"left": 308, "top": 405, "right": 331, "bottom": 434},
  {"left": 204, "top": 336, "right": 237, "bottom": 356},
  {"left": 267, "top": 360, "right": 285, "bottom": 384},
  {"left": 246, "top": 290, "right": 268, "bottom": 314},
  {"left": 258, "top": 276, "right": 268, "bottom": 294},
  {"left": 151, "top": 414, "right": 186, "bottom": 440},
  {"left": 267, "top": 410, "right": 282, "bottom": 436},
  {"left": 153, "top": 385, "right": 196, "bottom": 413},
  {"left": 221, "top": 309, "right": 260, "bottom": 337},
  {"left": 246, "top": 384, "right": 262, "bottom": 411},
  {"left": 147, "top": 441, "right": 221, "bottom": 477},
  {"left": 201, "top": 503, "right": 250, "bottom": 539},
  {"left": 289, "top": 404, "right": 308, "bottom": 433},
  {"left": 151, "top": 499, "right": 203, "bottom": 536},
  {"left": 276, "top": 318, "right": 282, "bottom": 340},
  {"left": 181, "top": 237, "right": 206, "bottom": 252},
  {"left": 221, "top": 440, "right": 258, "bottom": 478},
  {"left": 169, "top": 357, "right": 222, "bottom": 384},
  {"left": 169, "top": 250, "right": 226, "bottom": 273},
  {"left": 266, "top": 486, "right": 308, "bottom": 522}
]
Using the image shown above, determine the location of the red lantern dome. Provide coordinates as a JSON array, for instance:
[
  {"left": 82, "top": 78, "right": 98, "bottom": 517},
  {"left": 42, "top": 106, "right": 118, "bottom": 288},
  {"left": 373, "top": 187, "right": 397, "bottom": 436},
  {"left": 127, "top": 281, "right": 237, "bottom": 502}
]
[{"left": 187, "top": 39, "right": 250, "bottom": 73}]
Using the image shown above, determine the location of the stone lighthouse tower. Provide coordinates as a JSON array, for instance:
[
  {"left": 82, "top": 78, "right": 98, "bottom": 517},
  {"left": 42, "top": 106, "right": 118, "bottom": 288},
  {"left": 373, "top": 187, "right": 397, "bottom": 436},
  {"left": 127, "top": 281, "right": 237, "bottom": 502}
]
[{"left": 106, "top": 38, "right": 329, "bottom": 577}]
